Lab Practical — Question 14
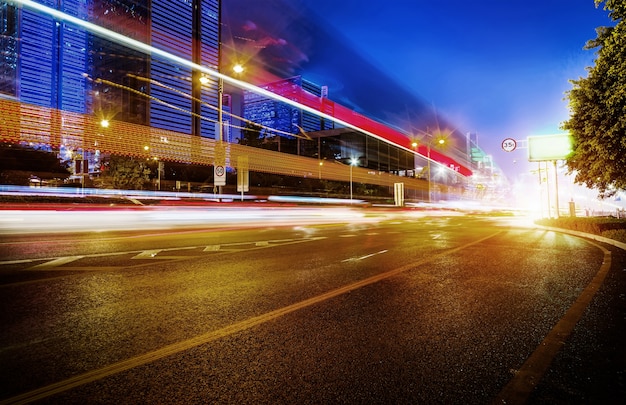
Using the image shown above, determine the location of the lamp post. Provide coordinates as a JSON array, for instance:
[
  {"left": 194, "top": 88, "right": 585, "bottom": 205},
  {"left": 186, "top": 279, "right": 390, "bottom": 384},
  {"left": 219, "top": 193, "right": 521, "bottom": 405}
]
[
  {"left": 413, "top": 138, "right": 445, "bottom": 203},
  {"left": 349, "top": 157, "right": 358, "bottom": 201},
  {"left": 215, "top": 63, "right": 244, "bottom": 143},
  {"left": 200, "top": 64, "right": 243, "bottom": 195}
]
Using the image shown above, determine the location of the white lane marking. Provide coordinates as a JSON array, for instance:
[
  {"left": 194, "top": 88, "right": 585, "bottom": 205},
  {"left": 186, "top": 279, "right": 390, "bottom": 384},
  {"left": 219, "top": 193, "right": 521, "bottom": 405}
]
[
  {"left": 2, "top": 232, "right": 503, "bottom": 404},
  {"left": 7, "top": 237, "right": 328, "bottom": 273},
  {"left": 342, "top": 249, "right": 389, "bottom": 263}
]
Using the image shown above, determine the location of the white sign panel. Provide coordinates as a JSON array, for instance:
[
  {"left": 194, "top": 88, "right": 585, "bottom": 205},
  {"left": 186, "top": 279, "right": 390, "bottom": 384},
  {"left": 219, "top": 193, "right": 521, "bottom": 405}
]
[
  {"left": 214, "top": 165, "right": 226, "bottom": 186},
  {"left": 528, "top": 133, "right": 573, "bottom": 162}
]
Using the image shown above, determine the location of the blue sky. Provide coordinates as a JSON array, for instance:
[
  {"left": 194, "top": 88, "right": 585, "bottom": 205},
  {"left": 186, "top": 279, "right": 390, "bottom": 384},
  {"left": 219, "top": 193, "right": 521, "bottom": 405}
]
[
  {"left": 224, "top": 0, "right": 613, "bottom": 181},
  {"left": 301, "top": 0, "right": 613, "bottom": 180}
]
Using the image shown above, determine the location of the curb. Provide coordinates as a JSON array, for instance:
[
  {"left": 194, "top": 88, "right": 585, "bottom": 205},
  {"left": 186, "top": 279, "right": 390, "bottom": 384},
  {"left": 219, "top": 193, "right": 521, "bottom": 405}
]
[{"left": 536, "top": 225, "right": 626, "bottom": 251}]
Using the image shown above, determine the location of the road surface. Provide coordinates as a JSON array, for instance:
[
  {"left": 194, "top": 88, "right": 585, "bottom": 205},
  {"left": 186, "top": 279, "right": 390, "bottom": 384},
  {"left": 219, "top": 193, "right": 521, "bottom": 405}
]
[{"left": 0, "top": 209, "right": 624, "bottom": 404}]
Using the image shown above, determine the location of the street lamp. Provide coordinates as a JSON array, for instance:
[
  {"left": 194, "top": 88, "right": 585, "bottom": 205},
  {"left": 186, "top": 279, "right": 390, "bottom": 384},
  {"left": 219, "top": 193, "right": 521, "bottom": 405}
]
[
  {"left": 427, "top": 138, "right": 445, "bottom": 203},
  {"left": 200, "top": 64, "right": 244, "bottom": 194},
  {"left": 349, "top": 157, "right": 358, "bottom": 201},
  {"left": 210, "top": 63, "right": 245, "bottom": 143},
  {"left": 414, "top": 138, "right": 445, "bottom": 203}
]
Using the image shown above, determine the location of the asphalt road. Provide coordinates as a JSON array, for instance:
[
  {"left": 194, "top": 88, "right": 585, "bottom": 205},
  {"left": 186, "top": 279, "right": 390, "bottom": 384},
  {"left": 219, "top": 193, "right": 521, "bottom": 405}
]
[{"left": 0, "top": 211, "right": 624, "bottom": 404}]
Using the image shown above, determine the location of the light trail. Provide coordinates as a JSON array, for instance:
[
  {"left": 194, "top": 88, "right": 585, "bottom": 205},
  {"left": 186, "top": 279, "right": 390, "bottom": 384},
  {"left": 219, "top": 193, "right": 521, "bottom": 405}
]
[
  {"left": 8, "top": 0, "right": 464, "bottom": 173},
  {"left": 0, "top": 204, "right": 374, "bottom": 234}
]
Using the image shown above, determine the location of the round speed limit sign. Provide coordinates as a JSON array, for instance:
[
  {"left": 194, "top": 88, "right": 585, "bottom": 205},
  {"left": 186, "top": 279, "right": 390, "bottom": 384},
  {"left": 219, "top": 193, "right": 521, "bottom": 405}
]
[{"left": 501, "top": 138, "right": 517, "bottom": 152}]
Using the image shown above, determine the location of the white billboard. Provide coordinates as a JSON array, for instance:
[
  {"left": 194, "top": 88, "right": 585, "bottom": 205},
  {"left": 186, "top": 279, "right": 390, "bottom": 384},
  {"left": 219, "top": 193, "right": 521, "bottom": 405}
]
[{"left": 528, "top": 133, "right": 573, "bottom": 162}]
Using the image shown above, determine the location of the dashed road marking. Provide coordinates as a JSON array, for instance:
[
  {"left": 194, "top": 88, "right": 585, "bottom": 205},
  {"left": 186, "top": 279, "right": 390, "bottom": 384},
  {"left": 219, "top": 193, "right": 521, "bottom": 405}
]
[
  {"left": 342, "top": 250, "right": 389, "bottom": 263},
  {"left": 6, "top": 237, "right": 328, "bottom": 274},
  {"left": 2, "top": 231, "right": 502, "bottom": 404}
]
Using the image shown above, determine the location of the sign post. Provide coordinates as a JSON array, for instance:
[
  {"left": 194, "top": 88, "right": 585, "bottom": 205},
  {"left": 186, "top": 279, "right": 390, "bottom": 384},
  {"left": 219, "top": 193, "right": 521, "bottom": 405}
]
[
  {"left": 214, "top": 142, "right": 226, "bottom": 189},
  {"left": 527, "top": 133, "right": 573, "bottom": 218},
  {"left": 237, "top": 155, "right": 249, "bottom": 201}
]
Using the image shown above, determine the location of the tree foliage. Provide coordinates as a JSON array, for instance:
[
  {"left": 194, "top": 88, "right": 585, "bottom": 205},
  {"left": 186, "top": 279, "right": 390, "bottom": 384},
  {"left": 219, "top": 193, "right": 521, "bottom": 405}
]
[
  {"left": 98, "top": 155, "right": 151, "bottom": 190},
  {"left": 238, "top": 122, "right": 279, "bottom": 150},
  {"left": 562, "top": 0, "right": 626, "bottom": 197}
]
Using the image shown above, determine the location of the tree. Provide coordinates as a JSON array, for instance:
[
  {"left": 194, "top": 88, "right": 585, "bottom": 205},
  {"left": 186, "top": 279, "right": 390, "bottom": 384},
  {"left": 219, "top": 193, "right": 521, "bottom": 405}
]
[
  {"left": 238, "top": 122, "right": 279, "bottom": 151},
  {"left": 98, "top": 155, "right": 151, "bottom": 190},
  {"left": 562, "top": 0, "right": 626, "bottom": 197}
]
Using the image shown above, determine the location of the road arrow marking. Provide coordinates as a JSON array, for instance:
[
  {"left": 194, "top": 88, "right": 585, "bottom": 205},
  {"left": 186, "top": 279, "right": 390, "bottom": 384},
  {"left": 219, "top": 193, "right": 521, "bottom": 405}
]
[{"left": 28, "top": 256, "right": 84, "bottom": 270}]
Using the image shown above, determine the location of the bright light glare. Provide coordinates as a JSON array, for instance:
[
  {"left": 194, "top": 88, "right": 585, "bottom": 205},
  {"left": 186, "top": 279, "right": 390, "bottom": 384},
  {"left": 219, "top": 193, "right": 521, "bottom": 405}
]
[{"left": 233, "top": 64, "right": 244, "bottom": 74}]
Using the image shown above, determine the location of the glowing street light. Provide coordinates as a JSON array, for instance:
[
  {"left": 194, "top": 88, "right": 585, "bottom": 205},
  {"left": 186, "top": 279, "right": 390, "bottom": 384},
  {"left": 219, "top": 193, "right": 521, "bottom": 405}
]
[
  {"left": 232, "top": 64, "right": 244, "bottom": 74},
  {"left": 198, "top": 64, "right": 245, "bottom": 142}
]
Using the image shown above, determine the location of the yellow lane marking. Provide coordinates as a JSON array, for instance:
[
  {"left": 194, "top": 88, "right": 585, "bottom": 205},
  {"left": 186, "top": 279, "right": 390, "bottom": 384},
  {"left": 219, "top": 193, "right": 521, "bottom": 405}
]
[
  {"left": 492, "top": 238, "right": 613, "bottom": 405},
  {"left": 2, "top": 231, "right": 502, "bottom": 404}
]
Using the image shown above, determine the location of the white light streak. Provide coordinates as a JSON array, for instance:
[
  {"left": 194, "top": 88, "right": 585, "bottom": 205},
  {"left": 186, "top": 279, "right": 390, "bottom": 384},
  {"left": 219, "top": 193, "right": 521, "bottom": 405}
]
[{"left": 9, "top": 0, "right": 435, "bottom": 162}]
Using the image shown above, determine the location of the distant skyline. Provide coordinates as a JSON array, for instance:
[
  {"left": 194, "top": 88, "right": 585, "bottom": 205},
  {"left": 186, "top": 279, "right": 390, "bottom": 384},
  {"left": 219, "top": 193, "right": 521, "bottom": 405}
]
[{"left": 223, "top": 0, "right": 613, "bottom": 183}]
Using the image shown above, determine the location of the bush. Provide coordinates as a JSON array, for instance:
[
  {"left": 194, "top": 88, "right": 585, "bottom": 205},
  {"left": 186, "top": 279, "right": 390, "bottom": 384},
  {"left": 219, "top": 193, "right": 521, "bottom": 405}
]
[
  {"left": 601, "top": 229, "right": 626, "bottom": 244},
  {"left": 536, "top": 217, "right": 626, "bottom": 243}
]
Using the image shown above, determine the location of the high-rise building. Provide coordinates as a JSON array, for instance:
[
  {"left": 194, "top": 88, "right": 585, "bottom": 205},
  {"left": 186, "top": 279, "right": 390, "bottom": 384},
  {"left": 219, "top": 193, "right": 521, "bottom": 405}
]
[
  {"left": 1, "top": 0, "right": 220, "bottom": 137},
  {"left": 242, "top": 75, "right": 334, "bottom": 156},
  {"left": 1, "top": 0, "right": 475, "bottom": 198},
  {"left": 243, "top": 76, "right": 333, "bottom": 136},
  {"left": 1, "top": 0, "right": 88, "bottom": 112}
]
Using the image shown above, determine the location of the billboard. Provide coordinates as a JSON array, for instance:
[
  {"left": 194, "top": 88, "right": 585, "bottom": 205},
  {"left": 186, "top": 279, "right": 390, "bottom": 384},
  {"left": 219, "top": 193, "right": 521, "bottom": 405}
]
[{"left": 528, "top": 133, "right": 573, "bottom": 162}]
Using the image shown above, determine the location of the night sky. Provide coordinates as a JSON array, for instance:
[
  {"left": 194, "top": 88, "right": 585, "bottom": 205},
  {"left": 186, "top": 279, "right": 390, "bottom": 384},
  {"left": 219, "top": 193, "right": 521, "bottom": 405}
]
[{"left": 222, "top": 0, "right": 612, "bottom": 182}]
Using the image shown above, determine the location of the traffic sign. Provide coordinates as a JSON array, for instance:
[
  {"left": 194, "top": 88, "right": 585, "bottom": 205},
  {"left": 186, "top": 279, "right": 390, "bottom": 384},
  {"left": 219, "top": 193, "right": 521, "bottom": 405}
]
[
  {"left": 501, "top": 138, "right": 517, "bottom": 152},
  {"left": 214, "top": 165, "right": 226, "bottom": 186}
]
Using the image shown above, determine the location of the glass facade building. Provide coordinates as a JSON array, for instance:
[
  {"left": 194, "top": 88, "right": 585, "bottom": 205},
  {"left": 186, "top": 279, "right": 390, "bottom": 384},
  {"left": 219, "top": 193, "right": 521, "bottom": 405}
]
[
  {"left": 1, "top": 0, "right": 220, "bottom": 136},
  {"left": 1, "top": 0, "right": 474, "bottom": 199}
]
